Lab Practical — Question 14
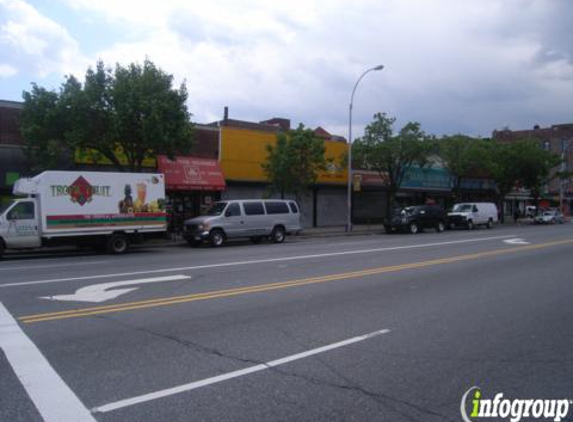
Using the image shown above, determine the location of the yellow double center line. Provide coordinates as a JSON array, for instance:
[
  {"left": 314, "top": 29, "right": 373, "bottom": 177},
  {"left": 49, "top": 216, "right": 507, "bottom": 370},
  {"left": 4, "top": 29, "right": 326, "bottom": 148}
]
[{"left": 19, "top": 238, "right": 573, "bottom": 324}]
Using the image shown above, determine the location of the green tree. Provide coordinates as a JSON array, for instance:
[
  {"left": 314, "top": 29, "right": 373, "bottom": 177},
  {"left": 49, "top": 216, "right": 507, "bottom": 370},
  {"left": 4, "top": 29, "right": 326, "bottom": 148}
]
[
  {"left": 352, "top": 113, "right": 433, "bottom": 219},
  {"left": 482, "top": 139, "right": 561, "bottom": 222},
  {"left": 482, "top": 140, "right": 521, "bottom": 222},
  {"left": 514, "top": 139, "right": 562, "bottom": 207},
  {"left": 262, "top": 124, "right": 327, "bottom": 199},
  {"left": 437, "top": 134, "right": 484, "bottom": 200},
  {"left": 20, "top": 59, "right": 194, "bottom": 172}
]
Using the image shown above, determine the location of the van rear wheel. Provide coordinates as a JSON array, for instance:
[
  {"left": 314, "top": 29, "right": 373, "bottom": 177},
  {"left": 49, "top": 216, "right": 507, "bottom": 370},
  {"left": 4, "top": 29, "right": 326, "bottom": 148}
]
[
  {"left": 107, "top": 234, "right": 129, "bottom": 254},
  {"left": 271, "top": 226, "right": 286, "bottom": 243},
  {"left": 486, "top": 219, "right": 493, "bottom": 229}
]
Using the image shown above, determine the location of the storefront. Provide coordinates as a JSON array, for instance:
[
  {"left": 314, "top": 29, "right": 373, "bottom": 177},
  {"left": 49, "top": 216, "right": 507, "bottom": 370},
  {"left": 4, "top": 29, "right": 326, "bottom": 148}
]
[
  {"left": 352, "top": 166, "right": 496, "bottom": 223},
  {"left": 157, "top": 156, "right": 226, "bottom": 232}
]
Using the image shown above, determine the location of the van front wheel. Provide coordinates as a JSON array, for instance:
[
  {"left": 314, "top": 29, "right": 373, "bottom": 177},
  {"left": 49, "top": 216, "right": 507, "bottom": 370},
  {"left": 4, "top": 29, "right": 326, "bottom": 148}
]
[
  {"left": 271, "top": 226, "right": 286, "bottom": 243},
  {"left": 209, "top": 229, "right": 225, "bottom": 247}
]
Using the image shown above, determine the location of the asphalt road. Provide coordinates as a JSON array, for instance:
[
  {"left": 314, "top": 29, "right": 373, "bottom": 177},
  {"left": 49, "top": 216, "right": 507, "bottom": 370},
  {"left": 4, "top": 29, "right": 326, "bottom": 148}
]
[{"left": 1, "top": 223, "right": 572, "bottom": 422}]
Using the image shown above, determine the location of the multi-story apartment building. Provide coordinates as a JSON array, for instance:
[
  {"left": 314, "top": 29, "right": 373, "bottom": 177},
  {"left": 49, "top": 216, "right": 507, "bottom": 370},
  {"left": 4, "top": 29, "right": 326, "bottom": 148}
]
[{"left": 493, "top": 123, "right": 573, "bottom": 215}]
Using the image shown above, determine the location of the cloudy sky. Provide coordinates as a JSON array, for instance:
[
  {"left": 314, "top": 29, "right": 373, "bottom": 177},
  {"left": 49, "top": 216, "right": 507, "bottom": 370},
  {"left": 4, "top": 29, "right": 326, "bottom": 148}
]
[{"left": 1, "top": 0, "right": 571, "bottom": 139}]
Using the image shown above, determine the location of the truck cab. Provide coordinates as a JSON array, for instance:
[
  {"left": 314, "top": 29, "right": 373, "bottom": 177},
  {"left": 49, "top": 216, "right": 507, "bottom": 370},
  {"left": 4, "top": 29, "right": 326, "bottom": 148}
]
[{"left": 0, "top": 198, "right": 42, "bottom": 253}]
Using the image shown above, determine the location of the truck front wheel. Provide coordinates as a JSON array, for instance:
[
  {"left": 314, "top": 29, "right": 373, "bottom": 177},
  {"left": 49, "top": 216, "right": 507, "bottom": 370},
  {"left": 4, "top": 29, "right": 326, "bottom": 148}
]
[{"left": 107, "top": 234, "right": 130, "bottom": 254}]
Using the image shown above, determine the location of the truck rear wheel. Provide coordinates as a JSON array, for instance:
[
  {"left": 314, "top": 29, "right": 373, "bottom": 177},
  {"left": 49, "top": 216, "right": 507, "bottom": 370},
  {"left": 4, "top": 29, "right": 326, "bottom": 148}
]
[
  {"left": 409, "top": 223, "right": 419, "bottom": 234},
  {"left": 107, "top": 234, "right": 129, "bottom": 254}
]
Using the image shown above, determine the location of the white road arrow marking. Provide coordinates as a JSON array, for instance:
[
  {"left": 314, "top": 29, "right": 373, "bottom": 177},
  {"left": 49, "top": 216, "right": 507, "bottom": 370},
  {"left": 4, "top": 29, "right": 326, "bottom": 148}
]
[
  {"left": 40, "top": 275, "right": 191, "bottom": 303},
  {"left": 503, "top": 238, "right": 530, "bottom": 245}
]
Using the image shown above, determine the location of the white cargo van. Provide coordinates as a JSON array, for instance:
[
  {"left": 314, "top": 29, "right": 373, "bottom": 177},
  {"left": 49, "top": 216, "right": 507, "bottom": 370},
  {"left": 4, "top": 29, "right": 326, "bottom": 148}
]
[
  {"left": 0, "top": 171, "right": 167, "bottom": 257},
  {"left": 448, "top": 202, "right": 498, "bottom": 230}
]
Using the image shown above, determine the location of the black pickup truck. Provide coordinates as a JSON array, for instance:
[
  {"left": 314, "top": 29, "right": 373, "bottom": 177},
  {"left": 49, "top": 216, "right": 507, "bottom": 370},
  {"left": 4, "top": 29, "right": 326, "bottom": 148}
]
[{"left": 385, "top": 205, "right": 447, "bottom": 234}]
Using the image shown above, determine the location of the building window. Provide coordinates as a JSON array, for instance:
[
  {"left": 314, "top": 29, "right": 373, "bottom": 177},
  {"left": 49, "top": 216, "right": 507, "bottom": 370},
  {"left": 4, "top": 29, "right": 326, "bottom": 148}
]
[{"left": 543, "top": 140, "right": 551, "bottom": 151}]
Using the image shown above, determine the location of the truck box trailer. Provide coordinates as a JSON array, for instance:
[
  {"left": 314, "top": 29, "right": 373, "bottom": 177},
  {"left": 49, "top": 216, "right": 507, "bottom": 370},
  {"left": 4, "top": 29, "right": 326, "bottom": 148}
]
[{"left": 0, "top": 171, "right": 167, "bottom": 257}]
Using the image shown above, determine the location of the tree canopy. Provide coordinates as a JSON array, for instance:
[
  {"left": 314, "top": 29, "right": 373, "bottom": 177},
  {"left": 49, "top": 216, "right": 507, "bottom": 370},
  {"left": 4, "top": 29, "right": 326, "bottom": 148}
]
[
  {"left": 20, "top": 59, "right": 194, "bottom": 172},
  {"left": 436, "top": 134, "right": 486, "bottom": 200},
  {"left": 262, "top": 124, "right": 326, "bottom": 199},
  {"left": 352, "top": 113, "right": 433, "bottom": 218},
  {"left": 481, "top": 139, "right": 562, "bottom": 220}
]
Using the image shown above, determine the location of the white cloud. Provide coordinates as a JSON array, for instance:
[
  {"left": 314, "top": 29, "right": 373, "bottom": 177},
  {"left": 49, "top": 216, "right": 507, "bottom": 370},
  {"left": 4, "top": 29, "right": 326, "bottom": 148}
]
[
  {"left": 0, "top": 63, "right": 17, "bottom": 77},
  {"left": 3, "top": 0, "right": 573, "bottom": 136},
  {"left": 0, "top": 0, "right": 89, "bottom": 79}
]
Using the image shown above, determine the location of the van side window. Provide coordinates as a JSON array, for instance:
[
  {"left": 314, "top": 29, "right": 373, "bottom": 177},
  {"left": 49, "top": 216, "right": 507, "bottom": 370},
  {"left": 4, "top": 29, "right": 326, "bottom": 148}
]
[
  {"left": 289, "top": 202, "right": 299, "bottom": 214},
  {"left": 226, "top": 203, "right": 241, "bottom": 217},
  {"left": 7, "top": 202, "right": 35, "bottom": 220},
  {"left": 243, "top": 202, "right": 265, "bottom": 215},
  {"left": 472, "top": 205, "right": 478, "bottom": 213},
  {"left": 265, "top": 201, "right": 289, "bottom": 214}
]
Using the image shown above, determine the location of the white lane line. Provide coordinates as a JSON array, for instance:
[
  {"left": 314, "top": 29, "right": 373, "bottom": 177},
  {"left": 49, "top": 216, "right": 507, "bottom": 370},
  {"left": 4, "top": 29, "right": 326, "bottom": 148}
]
[
  {"left": 1, "top": 234, "right": 516, "bottom": 288},
  {"left": 503, "top": 238, "right": 531, "bottom": 245},
  {"left": 0, "top": 302, "right": 97, "bottom": 422},
  {"left": 92, "top": 328, "right": 391, "bottom": 414},
  {"left": 0, "top": 260, "right": 110, "bottom": 272},
  {"left": 40, "top": 275, "right": 192, "bottom": 303}
]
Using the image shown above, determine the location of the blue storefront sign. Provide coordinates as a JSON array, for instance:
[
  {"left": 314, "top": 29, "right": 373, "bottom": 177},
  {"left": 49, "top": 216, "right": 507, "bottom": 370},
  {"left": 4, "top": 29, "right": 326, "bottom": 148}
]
[
  {"left": 401, "top": 166, "right": 495, "bottom": 191},
  {"left": 402, "top": 167, "right": 452, "bottom": 190}
]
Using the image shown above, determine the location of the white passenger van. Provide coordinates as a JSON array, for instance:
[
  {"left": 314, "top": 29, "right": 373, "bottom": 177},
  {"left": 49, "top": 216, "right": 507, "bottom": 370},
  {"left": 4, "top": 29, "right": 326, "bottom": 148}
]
[
  {"left": 447, "top": 202, "right": 498, "bottom": 230},
  {"left": 183, "top": 199, "right": 302, "bottom": 246}
]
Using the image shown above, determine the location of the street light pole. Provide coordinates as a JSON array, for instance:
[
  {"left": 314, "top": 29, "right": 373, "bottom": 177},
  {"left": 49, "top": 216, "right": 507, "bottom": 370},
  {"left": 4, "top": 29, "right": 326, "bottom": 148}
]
[{"left": 346, "top": 65, "right": 384, "bottom": 232}]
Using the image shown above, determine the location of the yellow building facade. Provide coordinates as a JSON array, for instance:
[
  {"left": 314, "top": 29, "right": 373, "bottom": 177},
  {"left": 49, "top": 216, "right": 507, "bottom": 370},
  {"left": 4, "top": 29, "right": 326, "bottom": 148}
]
[{"left": 219, "top": 126, "right": 347, "bottom": 185}]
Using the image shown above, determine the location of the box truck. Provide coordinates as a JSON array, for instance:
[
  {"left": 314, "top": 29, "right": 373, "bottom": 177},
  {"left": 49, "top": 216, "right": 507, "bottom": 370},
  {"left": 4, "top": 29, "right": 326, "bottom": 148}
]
[{"left": 0, "top": 171, "right": 167, "bottom": 257}]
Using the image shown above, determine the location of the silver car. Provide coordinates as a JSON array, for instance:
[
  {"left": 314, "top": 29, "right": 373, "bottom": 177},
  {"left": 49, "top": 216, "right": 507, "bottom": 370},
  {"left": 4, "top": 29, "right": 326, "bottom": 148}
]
[
  {"left": 534, "top": 210, "right": 565, "bottom": 225},
  {"left": 183, "top": 200, "right": 302, "bottom": 246}
]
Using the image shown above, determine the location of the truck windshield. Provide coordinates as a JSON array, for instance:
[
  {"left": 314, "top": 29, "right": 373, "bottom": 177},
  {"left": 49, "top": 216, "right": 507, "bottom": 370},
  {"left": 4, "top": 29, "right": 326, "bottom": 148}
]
[
  {"left": 207, "top": 202, "right": 228, "bottom": 216},
  {"left": 0, "top": 200, "right": 15, "bottom": 215},
  {"left": 453, "top": 204, "right": 472, "bottom": 212}
]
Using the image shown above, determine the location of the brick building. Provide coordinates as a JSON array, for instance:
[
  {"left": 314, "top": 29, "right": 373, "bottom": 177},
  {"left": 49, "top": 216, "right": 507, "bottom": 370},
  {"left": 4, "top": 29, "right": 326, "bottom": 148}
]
[
  {"left": 0, "top": 100, "right": 29, "bottom": 205},
  {"left": 493, "top": 123, "right": 573, "bottom": 215}
]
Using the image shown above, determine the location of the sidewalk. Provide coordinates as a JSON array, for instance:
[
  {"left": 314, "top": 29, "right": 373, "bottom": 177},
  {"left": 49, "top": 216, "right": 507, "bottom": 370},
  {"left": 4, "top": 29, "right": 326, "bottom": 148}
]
[
  {"left": 296, "top": 224, "right": 386, "bottom": 239},
  {"left": 141, "top": 218, "right": 568, "bottom": 248}
]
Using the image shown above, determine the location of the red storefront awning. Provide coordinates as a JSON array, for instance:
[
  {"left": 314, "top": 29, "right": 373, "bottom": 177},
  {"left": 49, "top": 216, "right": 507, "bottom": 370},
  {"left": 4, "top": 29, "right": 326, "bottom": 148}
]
[{"left": 157, "top": 155, "right": 226, "bottom": 191}]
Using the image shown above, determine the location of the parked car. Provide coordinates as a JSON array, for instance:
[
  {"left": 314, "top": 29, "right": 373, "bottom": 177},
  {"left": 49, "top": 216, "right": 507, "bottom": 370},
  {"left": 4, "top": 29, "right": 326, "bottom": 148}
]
[
  {"left": 183, "top": 199, "right": 302, "bottom": 246},
  {"left": 385, "top": 205, "right": 447, "bottom": 234},
  {"left": 533, "top": 210, "right": 565, "bottom": 224},
  {"left": 525, "top": 205, "right": 537, "bottom": 218},
  {"left": 448, "top": 202, "right": 498, "bottom": 230}
]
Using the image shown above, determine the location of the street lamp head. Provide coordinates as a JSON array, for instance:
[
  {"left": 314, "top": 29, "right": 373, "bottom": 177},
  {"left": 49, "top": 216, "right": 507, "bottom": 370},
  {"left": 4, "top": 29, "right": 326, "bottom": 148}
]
[{"left": 373, "top": 65, "right": 384, "bottom": 71}]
